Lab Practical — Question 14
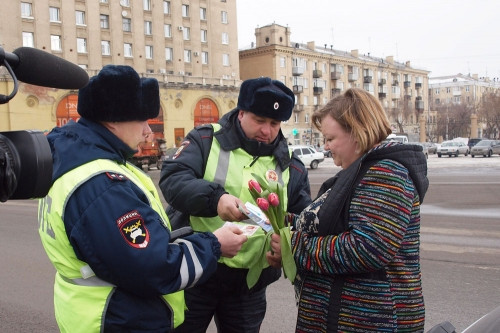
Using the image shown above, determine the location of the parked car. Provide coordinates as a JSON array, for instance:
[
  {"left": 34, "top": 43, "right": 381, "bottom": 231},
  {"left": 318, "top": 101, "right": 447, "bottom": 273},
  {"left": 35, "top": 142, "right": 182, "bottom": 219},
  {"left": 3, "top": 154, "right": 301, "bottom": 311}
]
[
  {"left": 470, "top": 139, "right": 500, "bottom": 157},
  {"left": 385, "top": 133, "right": 409, "bottom": 144},
  {"left": 316, "top": 145, "right": 332, "bottom": 157},
  {"left": 468, "top": 138, "right": 484, "bottom": 150},
  {"left": 407, "top": 142, "right": 428, "bottom": 159},
  {"left": 290, "top": 145, "right": 324, "bottom": 169},
  {"left": 437, "top": 140, "right": 469, "bottom": 157},
  {"left": 421, "top": 142, "right": 437, "bottom": 154}
]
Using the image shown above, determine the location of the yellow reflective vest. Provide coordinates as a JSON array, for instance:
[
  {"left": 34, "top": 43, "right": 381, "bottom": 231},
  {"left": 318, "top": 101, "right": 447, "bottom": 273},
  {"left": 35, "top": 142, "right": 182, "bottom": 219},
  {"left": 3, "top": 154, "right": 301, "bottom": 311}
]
[
  {"left": 190, "top": 124, "right": 290, "bottom": 272},
  {"left": 38, "top": 159, "right": 184, "bottom": 332}
]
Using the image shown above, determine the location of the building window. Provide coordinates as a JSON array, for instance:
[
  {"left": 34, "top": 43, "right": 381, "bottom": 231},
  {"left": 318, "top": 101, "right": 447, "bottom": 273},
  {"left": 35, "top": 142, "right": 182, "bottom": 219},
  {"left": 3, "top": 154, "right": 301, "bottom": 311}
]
[
  {"left": 164, "top": 24, "right": 171, "bottom": 37},
  {"left": 51, "top": 35, "right": 62, "bottom": 51},
  {"left": 145, "top": 45, "right": 153, "bottom": 59},
  {"left": 22, "top": 32, "right": 34, "bottom": 47},
  {"left": 182, "top": 5, "right": 189, "bottom": 17},
  {"left": 143, "top": 0, "right": 151, "bottom": 11},
  {"left": 100, "top": 0, "right": 108, "bottom": 3},
  {"left": 163, "top": 1, "right": 170, "bottom": 14},
  {"left": 165, "top": 47, "right": 173, "bottom": 61},
  {"left": 201, "top": 30, "right": 207, "bottom": 43},
  {"left": 183, "top": 27, "right": 190, "bottom": 40},
  {"left": 101, "top": 41, "right": 111, "bottom": 55},
  {"left": 123, "top": 18, "right": 131, "bottom": 32},
  {"left": 221, "top": 11, "right": 228, "bottom": 24},
  {"left": 49, "top": 7, "right": 60, "bottom": 22},
  {"left": 124, "top": 43, "right": 133, "bottom": 57},
  {"left": 77, "top": 38, "right": 87, "bottom": 53},
  {"left": 184, "top": 50, "right": 191, "bottom": 63},
  {"left": 100, "top": 14, "right": 109, "bottom": 29},
  {"left": 200, "top": 7, "right": 207, "bottom": 20},
  {"left": 21, "top": 2, "right": 32, "bottom": 17},
  {"left": 76, "top": 11, "right": 86, "bottom": 25},
  {"left": 221, "top": 32, "right": 229, "bottom": 45},
  {"left": 120, "top": 0, "right": 130, "bottom": 6},
  {"left": 144, "top": 21, "right": 152, "bottom": 35},
  {"left": 202, "top": 51, "right": 208, "bottom": 64},
  {"left": 222, "top": 54, "right": 230, "bottom": 66},
  {"left": 280, "top": 57, "right": 286, "bottom": 68}
]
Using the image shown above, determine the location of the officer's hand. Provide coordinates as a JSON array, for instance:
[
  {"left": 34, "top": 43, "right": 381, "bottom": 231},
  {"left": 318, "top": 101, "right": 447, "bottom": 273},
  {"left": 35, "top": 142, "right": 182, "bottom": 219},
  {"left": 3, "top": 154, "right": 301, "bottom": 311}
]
[
  {"left": 266, "top": 233, "right": 282, "bottom": 268},
  {"left": 213, "top": 224, "right": 248, "bottom": 258},
  {"left": 217, "top": 194, "right": 246, "bottom": 222}
]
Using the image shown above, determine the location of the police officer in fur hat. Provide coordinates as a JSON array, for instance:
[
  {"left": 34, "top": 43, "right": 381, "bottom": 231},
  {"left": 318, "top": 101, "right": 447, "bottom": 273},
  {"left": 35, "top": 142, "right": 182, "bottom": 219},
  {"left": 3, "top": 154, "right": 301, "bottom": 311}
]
[
  {"left": 38, "top": 65, "right": 247, "bottom": 332},
  {"left": 159, "top": 77, "right": 312, "bottom": 333}
]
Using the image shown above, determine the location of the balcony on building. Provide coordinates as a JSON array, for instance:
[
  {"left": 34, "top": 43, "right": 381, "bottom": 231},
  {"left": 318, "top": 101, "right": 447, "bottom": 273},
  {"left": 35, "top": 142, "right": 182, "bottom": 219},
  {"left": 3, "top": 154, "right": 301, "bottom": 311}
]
[
  {"left": 313, "top": 87, "right": 323, "bottom": 95},
  {"left": 378, "top": 78, "right": 386, "bottom": 85},
  {"left": 292, "top": 66, "right": 304, "bottom": 76},
  {"left": 392, "top": 80, "right": 399, "bottom": 86},
  {"left": 415, "top": 96, "right": 424, "bottom": 111},
  {"left": 331, "top": 88, "right": 342, "bottom": 96},
  {"left": 392, "top": 94, "right": 401, "bottom": 100},
  {"left": 348, "top": 73, "right": 358, "bottom": 82},
  {"left": 415, "top": 82, "right": 422, "bottom": 89},
  {"left": 330, "top": 71, "right": 342, "bottom": 80},
  {"left": 293, "top": 85, "right": 303, "bottom": 93},
  {"left": 313, "top": 69, "right": 322, "bottom": 78},
  {"left": 404, "top": 81, "right": 411, "bottom": 88},
  {"left": 378, "top": 92, "right": 386, "bottom": 99},
  {"left": 453, "top": 89, "right": 462, "bottom": 96},
  {"left": 404, "top": 94, "right": 412, "bottom": 100},
  {"left": 293, "top": 104, "right": 304, "bottom": 112},
  {"left": 363, "top": 75, "right": 372, "bottom": 83}
]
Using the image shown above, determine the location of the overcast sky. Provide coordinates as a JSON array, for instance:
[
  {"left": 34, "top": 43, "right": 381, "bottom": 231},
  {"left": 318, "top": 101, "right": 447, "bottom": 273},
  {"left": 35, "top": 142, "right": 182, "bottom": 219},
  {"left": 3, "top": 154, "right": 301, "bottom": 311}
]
[{"left": 236, "top": 0, "right": 500, "bottom": 79}]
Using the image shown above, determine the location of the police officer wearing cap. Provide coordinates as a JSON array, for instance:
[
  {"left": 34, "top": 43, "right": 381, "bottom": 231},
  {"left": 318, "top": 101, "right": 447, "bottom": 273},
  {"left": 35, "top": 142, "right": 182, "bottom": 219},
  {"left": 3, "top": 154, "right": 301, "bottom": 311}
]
[
  {"left": 38, "top": 65, "right": 247, "bottom": 332},
  {"left": 159, "top": 77, "right": 312, "bottom": 332}
]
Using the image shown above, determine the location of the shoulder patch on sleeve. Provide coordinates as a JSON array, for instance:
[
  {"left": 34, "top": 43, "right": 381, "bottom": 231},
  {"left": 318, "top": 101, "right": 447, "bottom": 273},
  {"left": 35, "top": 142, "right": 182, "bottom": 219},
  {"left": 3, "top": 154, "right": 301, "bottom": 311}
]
[
  {"left": 116, "top": 210, "right": 150, "bottom": 249},
  {"left": 106, "top": 172, "right": 128, "bottom": 181},
  {"left": 172, "top": 141, "right": 190, "bottom": 159}
]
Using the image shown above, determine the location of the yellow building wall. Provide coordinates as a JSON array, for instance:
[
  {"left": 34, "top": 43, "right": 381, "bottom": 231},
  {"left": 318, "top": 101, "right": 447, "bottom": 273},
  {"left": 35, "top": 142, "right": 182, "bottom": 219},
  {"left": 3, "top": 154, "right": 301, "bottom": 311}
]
[{"left": 0, "top": 81, "right": 239, "bottom": 145}]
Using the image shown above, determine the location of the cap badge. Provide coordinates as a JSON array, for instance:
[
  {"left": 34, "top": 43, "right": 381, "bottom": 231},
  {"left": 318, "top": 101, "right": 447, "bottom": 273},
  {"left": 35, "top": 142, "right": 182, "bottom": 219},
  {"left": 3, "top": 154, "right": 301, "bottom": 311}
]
[{"left": 273, "top": 102, "right": 279, "bottom": 110}]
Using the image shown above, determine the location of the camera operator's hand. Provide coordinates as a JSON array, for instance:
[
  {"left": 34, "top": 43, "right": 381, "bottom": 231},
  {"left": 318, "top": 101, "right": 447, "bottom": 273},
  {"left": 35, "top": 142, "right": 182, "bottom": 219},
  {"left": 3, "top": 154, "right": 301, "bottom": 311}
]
[{"left": 213, "top": 224, "right": 248, "bottom": 258}]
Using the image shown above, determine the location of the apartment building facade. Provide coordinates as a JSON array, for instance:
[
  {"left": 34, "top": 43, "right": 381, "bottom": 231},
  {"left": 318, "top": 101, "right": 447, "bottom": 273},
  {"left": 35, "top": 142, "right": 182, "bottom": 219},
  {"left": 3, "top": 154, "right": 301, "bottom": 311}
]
[
  {"left": 0, "top": 0, "right": 240, "bottom": 148},
  {"left": 428, "top": 73, "right": 500, "bottom": 139},
  {"left": 240, "top": 24, "right": 430, "bottom": 145}
]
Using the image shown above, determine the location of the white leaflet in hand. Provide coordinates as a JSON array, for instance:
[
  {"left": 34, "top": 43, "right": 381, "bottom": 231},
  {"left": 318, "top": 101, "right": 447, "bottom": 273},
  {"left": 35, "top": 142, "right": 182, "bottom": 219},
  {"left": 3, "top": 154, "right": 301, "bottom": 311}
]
[{"left": 241, "top": 202, "right": 273, "bottom": 233}]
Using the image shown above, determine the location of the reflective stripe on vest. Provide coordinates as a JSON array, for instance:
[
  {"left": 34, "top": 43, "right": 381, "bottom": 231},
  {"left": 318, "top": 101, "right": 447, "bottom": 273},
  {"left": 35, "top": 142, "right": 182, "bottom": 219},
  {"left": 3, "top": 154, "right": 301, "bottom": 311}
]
[
  {"left": 190, "top": 123, "right": 290, "bottom": 269},
  {"left": 38, "top": 159, "right": 184, "bottom": 332}
]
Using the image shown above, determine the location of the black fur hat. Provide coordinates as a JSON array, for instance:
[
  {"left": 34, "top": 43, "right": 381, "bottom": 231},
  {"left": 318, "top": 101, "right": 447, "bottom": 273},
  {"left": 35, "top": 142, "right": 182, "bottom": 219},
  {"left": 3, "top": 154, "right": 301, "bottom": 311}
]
[
  {"left": 237, "top": 77, "right": 295, "bottom": 121},
  {"left": 78, "top": 65, "right": 159, "bottom": 122}
]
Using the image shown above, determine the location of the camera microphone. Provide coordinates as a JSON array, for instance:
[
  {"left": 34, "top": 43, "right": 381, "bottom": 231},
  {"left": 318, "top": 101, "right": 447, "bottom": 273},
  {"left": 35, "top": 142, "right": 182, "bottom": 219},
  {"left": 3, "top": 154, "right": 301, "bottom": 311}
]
[{"left": 1, "top": 47, "right": 89, "bottom": 89}]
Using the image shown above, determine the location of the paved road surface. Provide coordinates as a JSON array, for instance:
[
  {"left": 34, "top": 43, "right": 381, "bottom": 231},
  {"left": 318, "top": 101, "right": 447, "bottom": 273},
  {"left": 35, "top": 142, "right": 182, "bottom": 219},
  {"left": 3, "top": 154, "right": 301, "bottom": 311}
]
[{"left": 1, "top": 154, "right": 499, "bottom": 332}]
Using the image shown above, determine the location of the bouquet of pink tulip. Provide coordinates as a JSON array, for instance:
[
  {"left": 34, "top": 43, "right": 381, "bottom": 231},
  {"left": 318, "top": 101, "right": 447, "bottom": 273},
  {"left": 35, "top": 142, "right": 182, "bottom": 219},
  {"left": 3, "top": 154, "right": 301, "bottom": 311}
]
[{"left": 247, "top": 172, "right": 296, "bottom": 284}]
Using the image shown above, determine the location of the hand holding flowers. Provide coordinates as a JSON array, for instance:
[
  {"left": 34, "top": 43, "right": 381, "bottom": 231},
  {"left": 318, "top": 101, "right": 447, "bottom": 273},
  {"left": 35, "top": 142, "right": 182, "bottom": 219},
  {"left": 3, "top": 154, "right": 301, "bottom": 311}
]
[{"left": 247, "top": 172, "right": 297, "bottom": 283}]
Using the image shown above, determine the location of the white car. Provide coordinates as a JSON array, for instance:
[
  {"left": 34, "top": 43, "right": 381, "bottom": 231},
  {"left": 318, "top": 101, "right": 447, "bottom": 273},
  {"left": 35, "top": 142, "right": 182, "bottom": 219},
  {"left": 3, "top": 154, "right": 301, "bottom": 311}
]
[
  {"left": 437, "top": 140, "right": 469, "bottom": 157},
  {"left": 290, "top": 145, "right": 324, "bottom": 169}
]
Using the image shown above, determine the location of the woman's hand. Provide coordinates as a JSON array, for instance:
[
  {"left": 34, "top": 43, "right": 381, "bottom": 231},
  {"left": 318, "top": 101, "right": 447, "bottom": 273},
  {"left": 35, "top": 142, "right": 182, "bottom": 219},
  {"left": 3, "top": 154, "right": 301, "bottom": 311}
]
[{"left": 266, "top": 233, "right": 282, "bottom": 268}]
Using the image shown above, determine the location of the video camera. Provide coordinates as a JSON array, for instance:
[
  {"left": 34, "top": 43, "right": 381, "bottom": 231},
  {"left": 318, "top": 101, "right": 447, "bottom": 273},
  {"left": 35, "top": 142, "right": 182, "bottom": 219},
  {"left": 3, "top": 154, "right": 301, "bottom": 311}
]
[{"left": 0, "top": 46, "right": 89, "bottom": 202}]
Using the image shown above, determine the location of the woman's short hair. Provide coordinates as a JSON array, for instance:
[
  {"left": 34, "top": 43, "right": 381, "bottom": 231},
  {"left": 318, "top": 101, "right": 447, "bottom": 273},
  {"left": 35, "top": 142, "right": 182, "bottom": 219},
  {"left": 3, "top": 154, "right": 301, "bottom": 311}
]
[{"left": 312, "top": 88, "right": 392, "bottom": 153}]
